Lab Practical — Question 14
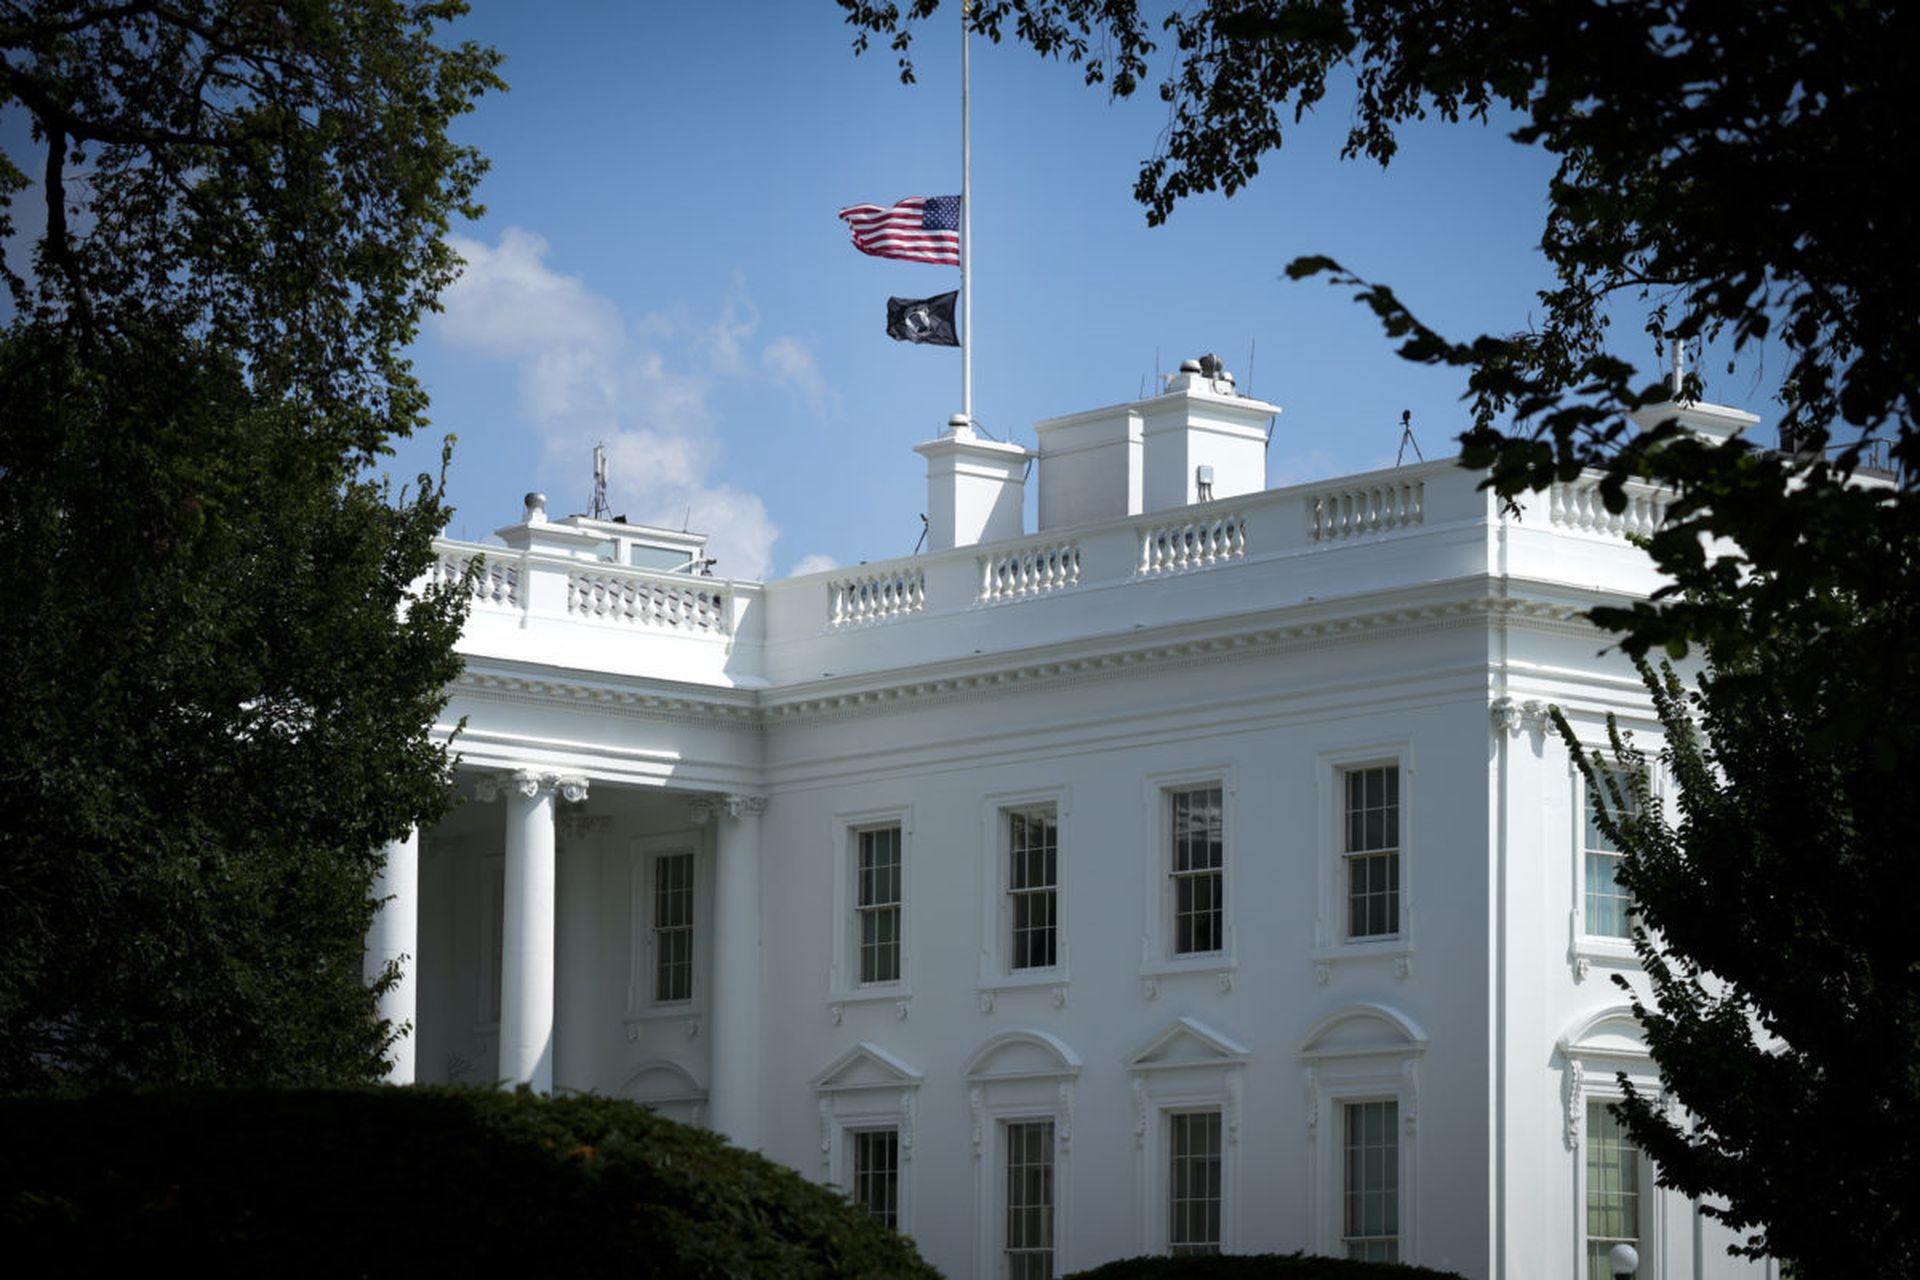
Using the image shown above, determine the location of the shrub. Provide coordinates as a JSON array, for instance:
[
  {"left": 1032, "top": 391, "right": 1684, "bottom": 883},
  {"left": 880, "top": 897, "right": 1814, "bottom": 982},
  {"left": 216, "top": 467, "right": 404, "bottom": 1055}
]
[{"left": 0, "top": 1087, "right": 938, "bottom": 1279}]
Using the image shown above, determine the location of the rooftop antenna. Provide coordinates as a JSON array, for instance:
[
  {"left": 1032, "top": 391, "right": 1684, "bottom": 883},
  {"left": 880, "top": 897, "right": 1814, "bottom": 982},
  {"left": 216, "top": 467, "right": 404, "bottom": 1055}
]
[
  {"left": 588, "top": 442, "right": 611, "bottom": 520},
  {"left": 1668, "top": 333, "right": 1686, "bottom": 399},
  {"left": 1245, "top": 339, "right": 1256, "bottom": 399},
  {"left": 1395, "top": 409, "right": 1425, "bottom": 465},
  {"left": 913, "top": 513, "right": 929, "bottom": 556}
]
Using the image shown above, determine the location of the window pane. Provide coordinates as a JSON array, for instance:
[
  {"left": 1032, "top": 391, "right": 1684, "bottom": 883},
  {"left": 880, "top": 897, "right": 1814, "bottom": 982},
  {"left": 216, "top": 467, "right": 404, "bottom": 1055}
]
[
  {"left": 1344, "top": 766, "right": 1400, "bottom": 938},
  {"left": 1009, "top": 806, "right": 1059, "bottom": 971},
  {"left": 1584, "top": 771, "right": 1636, "bottom": 937},
  {"left": 1586, "top": 1101, "right": 1641, "bottom": 1280},
  {"left": 852, "top": 1129, "right": 900, "bottom": 1230},
  {"left": 1170, "top": 788, "right": 1224, "bottom": 956},
  {"left": 1343, "top": 1100, "right": 1399, "bottom": 1263},
  {"left": 857, "top": 826, "right": 903, "bottom": 984},
  {"left": 1169, "top": 1111, "right": 1222, "bottom": 1255},
  {"left": 653, "top": 852, "right": 694, "bottom": 1002},
  {"left": 1006, "top": 1121, "right": 1055, "bottom": 1280}
]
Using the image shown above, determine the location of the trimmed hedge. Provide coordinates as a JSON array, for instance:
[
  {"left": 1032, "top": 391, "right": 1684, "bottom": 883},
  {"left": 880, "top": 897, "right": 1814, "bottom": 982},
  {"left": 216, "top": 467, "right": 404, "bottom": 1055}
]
[
  {"left": 1064, "top": 1253, "right": 1468, "bottom": 1280},
  {"left": 0, "top": 1087, "right": 938, "bottom": 1279}
]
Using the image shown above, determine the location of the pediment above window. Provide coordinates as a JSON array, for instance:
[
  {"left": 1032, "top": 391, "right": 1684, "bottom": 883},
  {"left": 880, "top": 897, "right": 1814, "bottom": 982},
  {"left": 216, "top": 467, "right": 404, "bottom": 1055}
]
[
  {"left": 812, "top": 1041, "right": 925, "bottom": 1093},
  {"left": 1128, "top": 1016, "right": 1250, "bottom": 1072}
]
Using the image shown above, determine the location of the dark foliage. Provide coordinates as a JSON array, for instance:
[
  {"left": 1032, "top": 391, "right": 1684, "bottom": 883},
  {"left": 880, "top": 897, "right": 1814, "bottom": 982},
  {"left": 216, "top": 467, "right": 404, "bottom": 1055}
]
[
  {"left": 1559, "top": 629, "right": 1919, "bottom": 1277},
  {"left": 0, "top": 1087, "right": 940, "bottom": 1279},
  {"left": 0, "top": 3, "right": 502, "bottom": 1086}
]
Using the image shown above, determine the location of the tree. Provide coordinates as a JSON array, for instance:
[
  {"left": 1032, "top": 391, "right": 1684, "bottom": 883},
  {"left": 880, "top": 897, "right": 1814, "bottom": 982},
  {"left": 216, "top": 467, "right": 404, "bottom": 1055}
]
[
  {"left": 0, "top": 2, "right": 502, "bottom": 1087},
  {"left": 839, "top": 2, "right": 1917, "bottom": 1272}
]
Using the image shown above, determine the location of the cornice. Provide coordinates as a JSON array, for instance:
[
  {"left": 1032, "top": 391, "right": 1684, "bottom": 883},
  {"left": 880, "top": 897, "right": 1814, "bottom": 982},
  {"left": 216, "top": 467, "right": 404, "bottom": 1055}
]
[
  {"left": 451, "top": 662, "right": 761, "bottom": 730},
  {"left": 447, "top": 583, "right": 1607, "bottom": 730}
]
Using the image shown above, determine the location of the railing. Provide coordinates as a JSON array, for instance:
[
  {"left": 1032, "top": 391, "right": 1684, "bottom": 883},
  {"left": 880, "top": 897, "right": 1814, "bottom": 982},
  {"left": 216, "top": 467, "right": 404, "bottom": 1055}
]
[
  {"left": 1548, "top": 479, "right": 1669, "bottom": 539},
  {"left": 829, "top": 566, "right": 927, "bottom": 626},
  {"left": 1308, "top": 481, "right": 1425, "bottom": 541},
  {"left": 980, "top": 538, "right": 1081, "bottom": 602},
  {"left": 568, "top": 569, "right": 730, "bottom": 634},
  {"left": 1137, "top": 511, "right": 1247, "bottom": 575},
  {"left": 436, "top": 550, "right": 518, "bottom": 608}
]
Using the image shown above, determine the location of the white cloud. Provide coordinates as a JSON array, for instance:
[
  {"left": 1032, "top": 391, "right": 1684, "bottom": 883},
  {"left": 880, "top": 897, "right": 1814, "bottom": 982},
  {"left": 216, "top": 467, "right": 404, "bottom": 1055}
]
[
  {"left": 762, "top": 336, "right": 838, "bottom": 416},
  {"left": 438, "top": 229, "right": 833, "bottom": 580},
  {"left": 787, "top": 553, "right": 839, "bottom": 578}
]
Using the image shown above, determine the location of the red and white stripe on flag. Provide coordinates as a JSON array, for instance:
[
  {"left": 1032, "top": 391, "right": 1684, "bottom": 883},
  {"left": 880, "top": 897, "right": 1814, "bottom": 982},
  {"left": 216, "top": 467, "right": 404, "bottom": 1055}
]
[{"left": 837, "top": 195, "right": 962, "bottom": 266}]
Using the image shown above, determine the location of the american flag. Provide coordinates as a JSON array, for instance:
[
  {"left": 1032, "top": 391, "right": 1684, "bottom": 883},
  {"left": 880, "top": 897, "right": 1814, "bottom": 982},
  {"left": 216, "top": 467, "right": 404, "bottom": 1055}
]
[{"left": 837, "top": 195, "right": 962, "bottom": 266}]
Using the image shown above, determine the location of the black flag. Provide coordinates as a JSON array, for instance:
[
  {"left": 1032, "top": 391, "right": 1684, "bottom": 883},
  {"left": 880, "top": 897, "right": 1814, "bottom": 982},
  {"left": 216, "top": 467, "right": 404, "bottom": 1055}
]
[{"left": 886, "top": 291, "right": 960, "bottom": 346}]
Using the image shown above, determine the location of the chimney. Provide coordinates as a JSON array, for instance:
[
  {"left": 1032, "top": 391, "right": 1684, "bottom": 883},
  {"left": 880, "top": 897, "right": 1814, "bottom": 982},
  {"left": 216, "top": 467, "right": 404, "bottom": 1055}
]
[
  {"left": 1033, "top": 355, "right": 1280, "bottom": 531},
  {"left": 914, "top": 414, "right": 1031, "bottom": 552}
]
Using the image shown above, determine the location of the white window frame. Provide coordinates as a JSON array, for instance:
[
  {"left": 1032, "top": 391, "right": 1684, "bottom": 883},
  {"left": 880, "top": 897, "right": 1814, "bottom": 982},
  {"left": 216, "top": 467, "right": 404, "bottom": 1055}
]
[
  {"left": 978, "top": 788, "right": 1071, "bottom": 1000},
  {"left": 1313, "top": 742, "right": 1414, "bottom": 975},
  {"left": 964, "top": 1029, "right": 1082, "bottom": 1279},
  {"left": 1301, "top": 1004, "right": 1425, "bottom": 1263},
  {"left": 813, "top": 1041, "right": 923, "bottom": 1235},
  {"left": 830, "top": 806, "right": 914, "bottom": 1006},
  {"left": 626, "top": 831, "right": 710, "bottom": 1031},
  {"left": 1140, "top": 767, "right": 1236, "bottom": 978},
  {"left": 1128, "top": 1018, "right": 1247, "bottom": 1256},
  {"left": 1560, "top": 1007, "right": 1666, "bottom": 1280},
  {"left": 1567, "top": 744, "right": 1660, "bottom": 980}
]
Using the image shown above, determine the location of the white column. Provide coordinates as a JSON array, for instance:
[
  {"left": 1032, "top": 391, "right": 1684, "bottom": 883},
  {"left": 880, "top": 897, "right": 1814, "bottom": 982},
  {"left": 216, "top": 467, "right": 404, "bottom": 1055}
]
[
  {"left": 706, "top": 793, "right": 766, "bottom": 1148},
  {"left": 555, "top": 813, "right": 608, "bottom": 1094},
  {"left": 365, "top": 827, "right": 419, "bottom": 1083},
  {"left": 501, "top": 769, "right": 587, "bottom": 1092}
]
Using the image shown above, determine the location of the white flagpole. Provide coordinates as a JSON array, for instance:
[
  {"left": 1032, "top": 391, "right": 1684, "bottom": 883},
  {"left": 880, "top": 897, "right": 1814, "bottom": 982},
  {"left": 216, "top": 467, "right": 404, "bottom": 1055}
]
[{"left": 960, "top": 0, "right": 972, "bottom": 426}]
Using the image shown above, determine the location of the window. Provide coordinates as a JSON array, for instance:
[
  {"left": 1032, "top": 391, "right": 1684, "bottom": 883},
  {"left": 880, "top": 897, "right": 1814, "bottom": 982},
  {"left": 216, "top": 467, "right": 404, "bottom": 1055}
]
[
  {"left": 1584, "top": 770, "right": 1634, "bottom": 938},
  {"left": 851, "top": 1127, "right": 900, "bottom": 1229},
  {"left": 1343, "top": 1101, "right": 1400, "bottom": 1262},
  {"left": 1005, "top": 1120, "right": 1056, "bottom": 1279},
  {"left": 652, "top": 851, "right": 694, "bottom": 1002},
  {"left": 1170, "top": 786, "right": 1224, "bottom": 955},
  {"left": 1344, "top": 765, "right": 1400, "bottom": 938},
  {"left": 1586, "top": 1100, "right": 1641, "bottom": 1279},
  {"left": 1302, "top": 1005, "right": 1422, "bottom": 1259},
  {"left": 857, "top": 825, "right": 902, "bottom": 985},
  {"left": 1009, "top": 806, "right": 1059, "bottom": 970},
  {"left": 1168, "top": 1110, "right": 1223, "bottom": 1255}
]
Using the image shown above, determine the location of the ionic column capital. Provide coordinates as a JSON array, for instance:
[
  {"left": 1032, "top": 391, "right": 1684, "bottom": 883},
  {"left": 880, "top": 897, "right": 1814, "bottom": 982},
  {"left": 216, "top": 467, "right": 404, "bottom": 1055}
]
[{"left": 477, "top": 770, "right": 590, "bottom": 804}]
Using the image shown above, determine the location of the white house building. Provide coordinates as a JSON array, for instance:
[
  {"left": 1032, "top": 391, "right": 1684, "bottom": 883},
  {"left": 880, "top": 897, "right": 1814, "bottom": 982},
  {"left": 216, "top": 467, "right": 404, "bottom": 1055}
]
[{"left": 363, "top": 359, "right": 1780, "bottom": 1280}]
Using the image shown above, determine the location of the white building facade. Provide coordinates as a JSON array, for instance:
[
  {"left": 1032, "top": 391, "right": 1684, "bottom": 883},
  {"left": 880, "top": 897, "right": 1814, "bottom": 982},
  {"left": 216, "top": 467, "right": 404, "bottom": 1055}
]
[{"left": 367, "top": 364, "right": 1778, "bottom": 1280}]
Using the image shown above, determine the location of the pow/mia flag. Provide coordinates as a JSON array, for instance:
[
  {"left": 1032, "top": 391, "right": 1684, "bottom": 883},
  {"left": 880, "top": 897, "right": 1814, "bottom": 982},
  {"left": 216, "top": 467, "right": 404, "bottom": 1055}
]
[{"left": 885, "top": 291, "right": 960, "bottom": 346}]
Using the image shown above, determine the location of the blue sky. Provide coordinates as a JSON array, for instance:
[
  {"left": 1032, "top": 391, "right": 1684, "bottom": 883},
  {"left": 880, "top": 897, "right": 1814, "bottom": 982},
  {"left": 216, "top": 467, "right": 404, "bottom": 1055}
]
[{"left": 8, "top": 3, "right": 1792, "bottom": 580}]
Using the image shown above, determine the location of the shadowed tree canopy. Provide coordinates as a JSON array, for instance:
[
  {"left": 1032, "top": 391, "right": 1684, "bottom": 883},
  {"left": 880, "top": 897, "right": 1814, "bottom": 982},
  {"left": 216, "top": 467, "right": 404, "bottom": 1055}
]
[
  {"left": 0, "top": 1, "right": 501, "bottom": 1087},
  {"left": 840, "top": 3, "right": 1916, "bottom": 1274}
]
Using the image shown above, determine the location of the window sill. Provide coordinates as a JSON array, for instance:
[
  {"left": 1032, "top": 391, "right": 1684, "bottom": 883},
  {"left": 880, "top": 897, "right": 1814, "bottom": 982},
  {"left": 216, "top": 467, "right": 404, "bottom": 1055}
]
[
  {"left": 978, "top": 969, "right": 1069, "bottom": 992},
  {"left": 626, "top": 1001, "right": 700, "bottom": 1022},
  {"left": 976, "top": 971, "right": 1070, "bottom": 1013},
  {"left": 1572, "top": 938, "right": 1638, "bottom": 982},
  {"left": 623, "top": 1008, "right": 702, "bottom": 1043},
  {"left": 1138, "top": 954, "right": 1237, "bottom": 999},
  {"left": 827, "top": 985, "right": 915, "bottom": 1024},
  {"left": 1311, "top": 939, "right": 1414, "bottom": 982}
]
